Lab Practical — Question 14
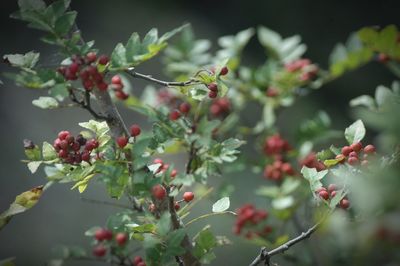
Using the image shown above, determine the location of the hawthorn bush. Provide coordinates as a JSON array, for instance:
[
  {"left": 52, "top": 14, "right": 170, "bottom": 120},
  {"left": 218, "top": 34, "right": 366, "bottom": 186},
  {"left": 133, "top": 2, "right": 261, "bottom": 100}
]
[{"left": 1, "top": 1, "right": 400, "bottom": 265}]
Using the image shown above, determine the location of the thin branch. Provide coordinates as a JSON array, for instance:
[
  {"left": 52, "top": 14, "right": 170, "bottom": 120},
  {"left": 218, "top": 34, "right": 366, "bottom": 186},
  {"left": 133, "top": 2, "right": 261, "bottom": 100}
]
[
  {"left": 249, "top": 220, "right": 323, "bottom": 266},
  {"left": 68, "top": 88, "right": 107, "bottom": 120},
  {"left": 185, "top": 211, "right": 237, "bottom": 227},
  {"left": 125, "top": 68, "right": 201, "bottom": 87},
  {"left": 80, "top": 197, "right": 133, "bottom": 210}
]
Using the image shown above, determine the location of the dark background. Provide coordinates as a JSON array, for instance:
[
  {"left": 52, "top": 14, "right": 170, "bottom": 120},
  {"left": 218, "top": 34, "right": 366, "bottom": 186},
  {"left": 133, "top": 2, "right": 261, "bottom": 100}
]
[{"left": 1, "top": 0, "right": 399, "bottom": 265}]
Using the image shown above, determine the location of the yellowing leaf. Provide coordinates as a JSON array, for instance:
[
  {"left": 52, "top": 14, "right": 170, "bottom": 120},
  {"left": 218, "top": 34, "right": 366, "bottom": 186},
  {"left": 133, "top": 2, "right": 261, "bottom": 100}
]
[
  {"left": 71, "top": 174, "right": 95, "bottom": 193},
  {"left": 0, "top": 185, "right": 44, "bottom": 231}
]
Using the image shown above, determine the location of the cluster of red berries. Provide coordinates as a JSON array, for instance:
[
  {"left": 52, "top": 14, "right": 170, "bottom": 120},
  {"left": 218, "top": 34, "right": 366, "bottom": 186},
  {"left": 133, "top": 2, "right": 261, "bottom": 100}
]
[
  {"left": 58, "top": 52, "right": 110, "bottom": 91},
  {"left": 263, "top": 134, "right": 291, "bottom": 157},
  {"left": 92, "top": 228, "right": 128, "bottom": 257},
  {"left": 300, "top": 152, "right": 326, "bottom": 171},
  {"left": 262, "top": 134, "right": 295, "bottom": 181},
  {"left": 116, "top": 124, "right": 142, "bottom": 149},
  {"left": 210, "top": 97, "right": 231, "bottom": 117},
  {"left": 233, "top": 204, "right": 271, "bottom": 239},
  {"left": 206, "top": 66, "right": 229, "bottom": 99},
  {"left": 149, "top": 185, "right": 193, "bottom": 212},
  {"left": 284, "top": 58, "right": 318, "bottom": 82},
  {"left": 316, "top": 184, "right": 350, "bottom": 209},
  {"left": 263, "top": 160, "right": 295, "bottom": 181},
  {"left": 152, "top": 158, "right": 178, "bottom": 178},
  {"left": 111, "top": 75, "right": 129, "bottom": 100},
  {"left": 53, "top": 130, "right": 99, "bottom": 164},
  {"left": 335, "top": 142, "right": 375, "bottom": 166},
  {"left": 169, "top": 102, "right": 191, "bottom": 121}
]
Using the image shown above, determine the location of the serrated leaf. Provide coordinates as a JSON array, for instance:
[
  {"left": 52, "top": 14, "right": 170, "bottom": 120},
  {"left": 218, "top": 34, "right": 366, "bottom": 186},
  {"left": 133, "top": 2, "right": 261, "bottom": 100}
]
[
  {"left": 32, "top": 96, "right": 59, "bottom": 109},
  {"left": 344, "top": 119, "right": 366, "bottom": 144},
  {"left": 212, "top": 197, "right": 230, "bottom": 213},
  {"left": 4, "top": 52, "right": 40, "bottom": 69},
  {"left": 54, "top": 11, "right": 76, "bottom": 35}
]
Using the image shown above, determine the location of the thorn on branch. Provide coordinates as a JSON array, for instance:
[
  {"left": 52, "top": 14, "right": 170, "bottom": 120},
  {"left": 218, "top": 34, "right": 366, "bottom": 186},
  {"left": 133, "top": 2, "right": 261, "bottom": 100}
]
[{"left": 125, "top": 68, "right": 201, "bottom": 87}]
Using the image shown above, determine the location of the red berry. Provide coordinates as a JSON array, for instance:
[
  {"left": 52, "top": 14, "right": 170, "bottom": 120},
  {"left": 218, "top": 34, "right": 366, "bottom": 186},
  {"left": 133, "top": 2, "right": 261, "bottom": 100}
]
[
  {"left": 170, "top": 169, "right": 177, "bottom": 178},
  {"left": 82, "top": 151, "right": 91, "bottom": 162},
  {"left": 169, "top": 110, "right": 181, "bottom": 121},
  {"left": 328, "top": 184, "right": 337, "bottom": 193},
  {"left": 348, "top": 156, "right": 359, "bottom": 165},
  {"left": 86, "top": 52, "right": 97, "bottom": 63},
  {"left": 59, "top": 140, "right": 69, "bottom": 150},
  {"left": 116, "top": 136, "right": 129, "bottom": 148},
  {"left": 130, "top": 124, "right": 141, "bottom": 137},
  {"left": 179, "top": 102, "right": 191, "bottom": 114},
  {"left": 378, "top": 53, "right": 390, "bottom": 63},
  {"left": 349, "top": 151, "right": 358, "bottom": 158},
  {"left": 95, "top": 228, "right": 112, "bottom": 241},
  {"left": 207, "top": 83, "right": 218, "bottom": 92},
  {"left": 153, "top": 158, "right": 163, "bottom": 165},
  {"left": 97, "top": 82, "right": 108, "bottom": 91},
  {"left": 183, "top": 191, "right": 194, "bottom": 202},
  {"left": 364, "top": 144, "right": 376, "bottom": 154},
  {"left": 111, "top": 75, "right": 122, "bottom": 85},
  {"left": 83, "top": 79, "right": 94, "bottom": 90},
  {"left": 266, "top": 87, "right": 279, "bottom": 97},
  {"left": 341, "top": 146, "right": 352, "bottom": 156},
  {"left": 281, "top": 162, "right": 294, "bottom": 175},
  {"left": 115, "top": 232, "right": 128, "bottom": 246},
  {"left": 316, "top": 187, "right": 327, "bottom": 193},
  {"left": 93, "top": 245, "right": 107, "bottom": 257},
  {"left": 58, "top": 131, "right": 70, "bottom": 140},
  {"left": 152, "top": 184, "right": 166, "bottom": 200},
  {"left": 98, "top": 55, "right": 109, "bottom": 65},
  {"left": 71, "top": 141, "right": 80, "bottom": 151},
  {"left": 339, "top": 198, "right": 350, "bottom": 209},
  {"left": 219, "top": 66, "right": 229, "bottom": 76},
  {"left": 330, "top": 191, "right": 337, "bottom": 198},
  {"left": 350, "top": 142, "right": 362, "bottom": 152},
  {"left": 174, "top": 202, "right": 180, "bottom": 211},
  {"left": 133, "top": 256, "right": 143, "bottom": 265},
  {"left": 115, "top": 90, "right": 129, "bottom": 100},
  {"left": 318, "top": 190, "right": 329, "bottom": 200},
  {"left": 58, "top": 149, "right": 68, "bottom": 158},
  {"left": 208, "top": 90, "right": 218, "bottom": 98},
  {"left": 85, "top": 139, "right": 98, "bottom": 151},
  {"left": 69, "top": 62, "right": 79, "bottom": 74}
]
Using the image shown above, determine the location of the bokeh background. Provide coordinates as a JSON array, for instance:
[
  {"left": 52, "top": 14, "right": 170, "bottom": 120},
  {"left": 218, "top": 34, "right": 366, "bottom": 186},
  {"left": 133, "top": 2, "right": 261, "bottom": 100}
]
[{"left": 1, "top": 0, "right": 399, "bottom": 265}]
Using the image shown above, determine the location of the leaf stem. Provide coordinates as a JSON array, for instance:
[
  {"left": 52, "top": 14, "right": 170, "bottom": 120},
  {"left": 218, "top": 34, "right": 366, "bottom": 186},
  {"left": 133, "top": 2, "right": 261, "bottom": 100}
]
[{"left": 185, "top": 211, "right": 237, "bottom": 227}]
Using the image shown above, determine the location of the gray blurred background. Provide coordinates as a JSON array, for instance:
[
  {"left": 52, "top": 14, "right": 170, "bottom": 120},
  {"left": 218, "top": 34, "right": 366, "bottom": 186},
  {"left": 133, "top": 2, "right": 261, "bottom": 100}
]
[{"left": 1, "top": 0, "right": 399, "bottom": 265}]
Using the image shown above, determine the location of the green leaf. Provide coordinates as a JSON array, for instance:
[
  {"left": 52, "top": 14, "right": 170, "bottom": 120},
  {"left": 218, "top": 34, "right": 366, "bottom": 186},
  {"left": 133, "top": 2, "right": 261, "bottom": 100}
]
[
  {"left": 27, "top": 161, "right": 42, "bottom": 173},
  {"left": 18, "top": 0, "right": 46, "bottom": 10},
  {"left": 79, "top": 120, "right": 109, "bottom": 137},
  {"left": 344, "top": 119, "right": 366, "bottom": 144},
  {"left": 32, "top": 96, "right": 59, "bottom": 109},
  {"left": 301, "top": 166, "right": 328, "bottom": 192},
  {"left": 193, "top": 227, "right": 217, "bottom": 262},
  {"left": 126, "top": 223, "right": 156, "bottom": 233},
  {"left": 3, "top": 52, "right": 40, "bottom": 69},
  {"left": 25, "top": 145, "right": 41, "bottom": 161},
  {"left": 71, "top": 174, "right": 95, "bottom": 193},
  {"left": 156, "top": 213, "right": 171, "bottom": 236},
  {"left": 42, "top": 141, "right": 57, "bottom": 160},
  {"left": 375, "top": 85, "right": 393, "bottom": 107},
  {"left": 0, "top": 185, "right": 44, "bottom": 231},
  {"left": 350, "top": 95, "right": 376, "bottom": 109},
  {"left": 54, "top": 11, "right": 76, "bottom": 35},
  {"left": 272, "top": 196, "right": 294, "bottom": 210},
  {"left": 212, "top": 197, "right": 230, "bottom": 213}
]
